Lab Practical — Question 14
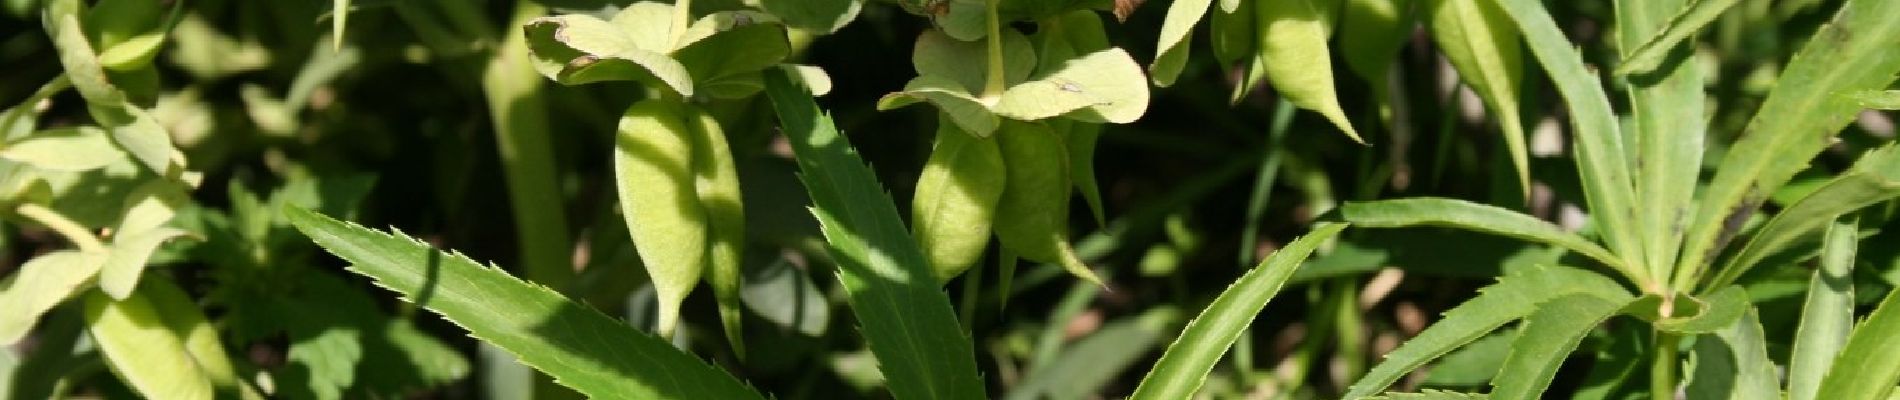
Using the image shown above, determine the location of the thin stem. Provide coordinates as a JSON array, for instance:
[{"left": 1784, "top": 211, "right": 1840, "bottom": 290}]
[
  {"left": 483, "top": 1, "right": 574, "bottom": 291},
  {"left": 981, "top": 0, "right": 1006, "bottom": 100},
  {"left": 15, "top": 203, "right": 105, "bottom": 253},
  {"left": 1651, "top": 331, "right": 1679, "bottom": 400}
]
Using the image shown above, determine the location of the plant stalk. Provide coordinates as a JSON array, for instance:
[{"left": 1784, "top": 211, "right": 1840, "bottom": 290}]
[
  {"left": 1651, "top": 331, "right": 1679, "bottom": 400},
  {"left": 15, "top": 203, "right": 105, "bottom": 252}
]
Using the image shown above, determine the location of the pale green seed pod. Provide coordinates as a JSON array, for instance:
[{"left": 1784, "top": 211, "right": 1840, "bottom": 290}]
[
  {"left": 683, "top": 104, "right": 748, "bottom": 358},
  {"left": 615, "top": 99, "right": 708, "bottom": 338},
  {"left": 993, "top": 120, "right": 1102, "bottom": 285},
  {"left": 912, "top": 115, "right": 1006, "bottom": 283},
  {"left": 1259, "top": 0, "right": 1362, "bottom": 143}
]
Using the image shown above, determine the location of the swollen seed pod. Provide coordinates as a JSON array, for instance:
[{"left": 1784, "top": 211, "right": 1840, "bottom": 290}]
[
  {"left": 614, "top": 99, "right": 708, "bottom": 338},
  {"left": 1258, "top": 0, "right": 1363, "bottom": 143},
  {"left": 993, "top": 121, "right": 1103, "bottom": 285},
  {"left": 684, "top": 104, "right": 748, "bottom": 358},
  {"left": 912, "top": 116, "right": 1007, "bottom": 283}
]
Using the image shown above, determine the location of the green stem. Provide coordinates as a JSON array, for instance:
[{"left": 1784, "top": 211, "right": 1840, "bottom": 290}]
[
  {"left": 1651, "top": 331, "right": 1679, "bottom": 400},
  {"left": 15, "top": 203, "right": 105, "bottom": 253},
  {"left": 981, "top": 0, "right": 1006, "bottom": 99},
  {"left": 483, "top": 2, "right": 574, "bottom": 291}
]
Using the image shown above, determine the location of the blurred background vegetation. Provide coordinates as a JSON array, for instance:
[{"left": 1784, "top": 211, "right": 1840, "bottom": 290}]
[{"left": 1, "top": 0, "right": 1895, "bottom": 398}]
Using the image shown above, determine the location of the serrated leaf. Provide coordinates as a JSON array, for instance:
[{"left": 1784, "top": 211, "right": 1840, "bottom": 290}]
[
  {"left": 1683, "top": 307, "right": 1778, "bottom": 400},
  {"left": 1336, "top": 198, "right": 1639, "bottom": 284},
  {"left": 1815, "top": 245, "right": 1900, "bottom": 400},
  {"left": 1851, "top": 90, "right": 1900, "bottom": 110},
  {"left": 1343, "top": 264, "right": 1633, "bottom": 399},
  {"left": 614, "top": 99, "right": 708, "bottom": 337},
  {"left": 1129, "top": 223, "right": 1347, "bottom": 400},
  {"left": 1613, "top": 0, "right": 1742, "bottom": 76},
  {"left": 98, "top": 228, "right": 187, "bottom": 300},
  {"left": 759, "top": 0, "right": 862, "bottom": 33},
  {"left": 1674, "top": 0, "right": 1900, "bottom": 284},
  {"left": 1429, "top": 0, "right": 1528, "bottom": 194},
  {"left": 1787, "top": 217, "right": 1857, "bottom": 400},
  {"left": 522, "top": 14, "right": 695, "bottom": 94},
  {"left": 912, "top": 119, "right": 1006, "bottom": 282},
  {"left": 1421, "top": 327, "right": 1514, "bottom": 386},
  {"left": 1149, "top": 0, "right": 1213, "bottom": 87},
  {"left": 1617, "top": 0, "right": 1706, "bottom": 291},
  {"left": 763, "top": 70, "right": 986, "bottom": 400},
  {"left": 1258, "top": 0, "right": 1361, "bottom": 142},
  {"left": 0, "top": 126, "right": 126, "bottom": 171},
  {"left": 284, "top": 207, "right": 766, "bottom": 399},
  {"left": 1709, "top": 144, "right": 1900, "bottom": 290},
  {"left": 994, "top": 48, "right": 1150, "bottom": 124},
  {"left": 879, "top": 75, "right": 1001, "bottom": 136},
  {"left": 0, "top": 250, "right": 107, "bottom": 345},
  {"left": 1488, "top": 293, "right": 1633, "bottom": 400}
]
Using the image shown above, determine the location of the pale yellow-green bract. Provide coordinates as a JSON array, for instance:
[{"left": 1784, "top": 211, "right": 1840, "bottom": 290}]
[
  {"left": 1258, "top": 0, "right": 1363, "bottom": 143},
  {"left": 614, "top": 99, "right": 709, "bottom": 338}
]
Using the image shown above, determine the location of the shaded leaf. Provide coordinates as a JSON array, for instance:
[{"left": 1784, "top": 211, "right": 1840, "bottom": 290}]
[
  {"left": 0, "top": 251, "right": 107, "bottom": 345},
  {"left": 1787, "top": 217, "right": 1857, "bottom": 400},
  {"left": 1428, "top": 0, "right": 1528, "bottom": 194},
  {"left": 1614, "top": 0, "right": 1743, "bottom": 76},
  {"left": 0, "top": 127, "right": 126, "bottom": 172},
  {"left": 1683, "top": 307, "right": 1778, "bottom": 400},
  {"left": 1488, "top": 293, "right": 1634, "bottom": 400},
  {"left": 1149, "top": 0, "right": 1212, "bottom": 86},
  {"left": 912, "top": 119, "right": 1006, "bottom": 282},
  {"left": 1337, "top": 198, "right": 1637, "bottom": 284},
  {"left": 1710, "top": 144, "right": 1900, "bottom": 290}
]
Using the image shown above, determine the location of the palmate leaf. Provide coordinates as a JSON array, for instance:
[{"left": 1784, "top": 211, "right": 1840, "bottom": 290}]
[
  {"left": 1488, "top": 292, "right": 1635, "bottom": 400},
  {"left": 1336, "top": 198, "right": 1640, "bottom": 285},
  {"left": 762, "top": 69, "right": 986, "bottom": 400},
  {"left": 284, "top": 207, "right": 765, "bottom": 400},
  {"left": 1128, "top": 222, "right": 1347, "bottom": 400},
  {"left": 1342, "top": 264, "right": 1633, "bottom": 399},
  {"left": 1673, "top": 0, "right": 1900, "bottom": 287},
  {"left": 1707, "top": 144, "right": 1900, "bottom": 290}
]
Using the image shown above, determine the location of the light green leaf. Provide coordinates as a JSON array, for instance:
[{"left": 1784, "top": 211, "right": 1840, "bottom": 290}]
[
  {"left": 331, "top": 0, "right": 349, "bottom": 50},
  {"left": 1150, "top": 0, "right": 1213, "bottom": 87},
  {"left": 614, "top": 99, "right": 708, "bottom": 337},
  {"left": 935, "top": 0, "right": 990, "bottom": 41},
  {"left": 913, "top": 29, "right": 1037, "bottom": 95},
  {"left": 1488, "top": 293, "right": 1634, "bottom": 400},
  {"left": 878, "top": 75, "right": 1001, "bottom": 136},
  {"left": 783, "top": 64, "right": 833, "bottom": 96},
  {"left": 1337, "top": 198, "right": 1638, "bottom": 284},
  {"left": 1129, "top": 223, "right": 1347, "bottom": 400},
  {"left": 1674, "top": 0, "right": 1900, "bottom": 286},
  {"left": 1850, "top": 90, "right": 1900, "bottom": 110},
  {"left": 99, "top": 228, "right": 187, "bottom": 300},
  {"left": 1258, "top": 0, "right": 1361, "bottom": 142},
  {"left": 993, "top": 120, "right": 1100, "bottom": 285},
  {"left": 1788, "top": 217, "right": 1857, "bottom": 400},
  {"left": 84, "top": 289, "right": 214, "bottom": 400},
  {"left": 912, "top": 119, "right": 1006, "bottom": 282},
  {"left": 763, "top": 70, "right": 986, "bottom": 400},
  {"left": 0, "top": 126, "right": 126, "bottom": 171},
  {"left": 673, "top": 12, "right": 791, "bottom": 90},
  {"left": 1613, "top": 0, "right": 1743, "bottom": 76},
  {"left": 1343, "top": 264, "right": 1634, "bottom": 399},
  {"left": 1340, "top": 0, "right": 1412, "bottom": 88},
  {"left": 1617, "top": 0, "right": 1706, "bottom": 291},
  {"left": 759, "top": 0, "right": 862, "bottom": 33},
  {"left": 1815, "top": 237, "right": 1900, "bottom": 400},
  {"left": 1429, "top": 0, "right": 1528, "bottom": 195},
  {"left": 0, "top": 250, "right": 107, "bottom": 345},
  {"left": 522, "top": 14, "right": 695, "bottom": 94},
  {"left": 98, "top": 32, "right": 168, "bottom": 71},
  {"left": 1492, "top": 0, "right": 1643, "bottom": 283},
  {"left": 1009, "top": 307, "right": 1181, "bottom": 400},
  {"left": 114, "top": 181, "right": 186, "bottom": 237},
  {"left": 994, "top": 47, "right": 1150, "bottom": 124},
  {"left": 1709, "top": 144, "right": 1900, "bottom": 290},
  {"left": 45, "top": 0, "right": 125, "bottom": 106},
  {"left": 285, "top": 207, "right": 767, "bottom": 399},
  {"left": 611, "top": 2, "right": 683, "bottom": 52},
  {"left": 92, "top": 104, "right": 177, "bottom": 174},
  {"left": 1683, "top": 308, "right": 1779, "bottom": 400}
]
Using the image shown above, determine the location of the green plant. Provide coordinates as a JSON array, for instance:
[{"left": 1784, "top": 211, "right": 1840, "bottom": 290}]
[{"left": 1335, "top": 0, "right": 1900, "bottom": 397}]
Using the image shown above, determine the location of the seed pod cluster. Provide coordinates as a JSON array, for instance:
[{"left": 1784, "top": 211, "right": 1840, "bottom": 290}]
[
  {"left": 614, "top": 99, "right": 747, "bottom": 348},
  {"left": 912, "top": 115, "right": 1007, "bottom": 282}
]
